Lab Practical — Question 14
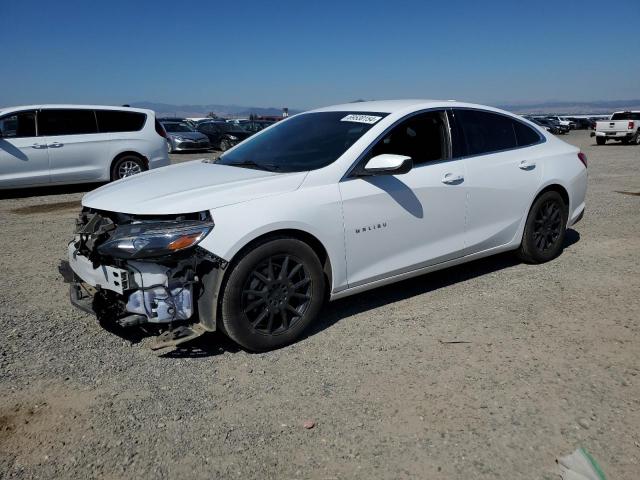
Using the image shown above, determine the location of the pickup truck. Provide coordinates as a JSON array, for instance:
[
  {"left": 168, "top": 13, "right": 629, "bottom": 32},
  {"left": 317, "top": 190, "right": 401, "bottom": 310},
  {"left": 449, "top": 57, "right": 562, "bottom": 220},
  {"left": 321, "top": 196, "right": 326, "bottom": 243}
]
[{"left": 594, "top": 111, "right": 640, "bottom": 145}]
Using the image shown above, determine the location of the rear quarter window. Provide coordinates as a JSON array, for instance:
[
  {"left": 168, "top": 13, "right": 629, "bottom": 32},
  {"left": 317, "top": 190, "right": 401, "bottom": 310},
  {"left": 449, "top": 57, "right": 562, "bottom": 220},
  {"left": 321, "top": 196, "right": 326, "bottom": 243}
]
[
  {"left": 513, "top": 120, "right": 542, "bottom": 147},
  {"left": 96, "top": 110, "right": 146, "bottom": 132}
]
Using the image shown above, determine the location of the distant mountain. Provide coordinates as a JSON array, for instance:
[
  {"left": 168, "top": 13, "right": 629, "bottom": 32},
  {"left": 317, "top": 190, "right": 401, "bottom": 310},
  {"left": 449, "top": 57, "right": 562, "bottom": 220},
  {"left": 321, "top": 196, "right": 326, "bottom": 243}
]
[
  {"left": 498, "top": 99, "right": 640, "bottom": 115},
  {"left": 131, "top": 101, "right": 300, "bottom": 118},
  {"left": 130, "top": 99, "right": 640, "bottom": 118}
]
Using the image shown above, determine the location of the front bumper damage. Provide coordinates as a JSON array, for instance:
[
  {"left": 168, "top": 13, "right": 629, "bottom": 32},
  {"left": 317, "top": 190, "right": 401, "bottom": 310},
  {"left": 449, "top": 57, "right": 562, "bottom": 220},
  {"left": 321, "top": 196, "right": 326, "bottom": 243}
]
[{"left": 67, "top": 209, "right": 227, "bottom": 351}]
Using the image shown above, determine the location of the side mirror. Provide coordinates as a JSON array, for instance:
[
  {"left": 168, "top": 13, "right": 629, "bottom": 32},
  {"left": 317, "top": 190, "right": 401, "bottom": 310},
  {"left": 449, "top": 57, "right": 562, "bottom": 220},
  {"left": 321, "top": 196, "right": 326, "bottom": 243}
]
[{"left": 359, "top": 154, "right": 413, "bottom": 176}]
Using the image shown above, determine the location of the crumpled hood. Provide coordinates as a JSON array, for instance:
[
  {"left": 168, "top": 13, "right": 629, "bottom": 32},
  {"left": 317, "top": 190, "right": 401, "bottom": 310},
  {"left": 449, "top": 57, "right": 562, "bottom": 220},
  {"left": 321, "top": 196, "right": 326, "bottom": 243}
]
[{"left": 82, "top": 160, "right": 307, "bottom": 215}]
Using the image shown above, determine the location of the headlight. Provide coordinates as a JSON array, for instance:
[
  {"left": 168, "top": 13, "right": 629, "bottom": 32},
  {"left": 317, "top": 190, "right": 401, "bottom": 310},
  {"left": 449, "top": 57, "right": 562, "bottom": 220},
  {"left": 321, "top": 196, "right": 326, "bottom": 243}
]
[
  {"left": 174, "top": 136, "right": 185, "bottom": 141},
  {"left": 97, "top": 219, "right": 214, "bottom": 259},
  {"left": 227, "top": 135, "right": 237, "bottom": 141}
]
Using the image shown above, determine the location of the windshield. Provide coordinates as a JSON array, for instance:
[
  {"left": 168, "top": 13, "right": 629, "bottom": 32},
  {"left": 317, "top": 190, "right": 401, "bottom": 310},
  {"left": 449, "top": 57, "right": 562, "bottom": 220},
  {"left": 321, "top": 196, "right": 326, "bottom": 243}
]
[
  {"left": 611, "top": 112, "right": 640, "bottom": 120},
  {"left": 217, "top": 111, "right": 388, "bottom": 172},
  {"left": 164, "top": 122, "right": 194, "bottom": 133}
]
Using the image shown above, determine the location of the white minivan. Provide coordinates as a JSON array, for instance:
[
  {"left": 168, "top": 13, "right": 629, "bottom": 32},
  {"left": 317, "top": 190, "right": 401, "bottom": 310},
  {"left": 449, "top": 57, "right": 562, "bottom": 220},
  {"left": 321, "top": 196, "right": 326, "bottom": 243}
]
[{"left": 0, "top": 105, "right": 170, "bottom": 189}]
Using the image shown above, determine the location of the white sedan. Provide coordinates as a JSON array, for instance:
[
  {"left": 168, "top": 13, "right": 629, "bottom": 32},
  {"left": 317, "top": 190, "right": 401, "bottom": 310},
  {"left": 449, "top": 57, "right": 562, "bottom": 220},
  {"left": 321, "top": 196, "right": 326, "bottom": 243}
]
[{"left": 68, "top": 100, "right": 587, "bottom": 351}]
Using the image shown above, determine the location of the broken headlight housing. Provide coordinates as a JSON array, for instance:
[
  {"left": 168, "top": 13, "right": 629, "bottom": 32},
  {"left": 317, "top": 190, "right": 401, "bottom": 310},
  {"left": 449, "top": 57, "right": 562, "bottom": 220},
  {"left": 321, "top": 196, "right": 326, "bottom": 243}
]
[{"left": 97, "top": 219, "right": 214, "bottom": 259}]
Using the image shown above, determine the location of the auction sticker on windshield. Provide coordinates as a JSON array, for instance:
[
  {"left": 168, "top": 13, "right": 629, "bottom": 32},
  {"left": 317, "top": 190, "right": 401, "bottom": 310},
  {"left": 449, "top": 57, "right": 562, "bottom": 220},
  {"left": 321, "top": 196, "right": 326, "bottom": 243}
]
[{"left": 340, "top": 114, "right": 382, "bottom": 124}]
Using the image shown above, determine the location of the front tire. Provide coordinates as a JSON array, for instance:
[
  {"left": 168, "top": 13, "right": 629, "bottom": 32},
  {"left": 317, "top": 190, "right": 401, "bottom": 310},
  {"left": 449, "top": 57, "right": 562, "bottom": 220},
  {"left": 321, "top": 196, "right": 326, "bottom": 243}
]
[
  {"left": 518, "top": 191, "right": 568, "bottom": 264},
  {"left": 220, "top": 238, "right": 325, "bottom": 351},
  {"left": 219, "top": 138, "right": 231, "bottom": 152},
  {"left": 111, "top": 155, "right": 146, "bottom": 181}
]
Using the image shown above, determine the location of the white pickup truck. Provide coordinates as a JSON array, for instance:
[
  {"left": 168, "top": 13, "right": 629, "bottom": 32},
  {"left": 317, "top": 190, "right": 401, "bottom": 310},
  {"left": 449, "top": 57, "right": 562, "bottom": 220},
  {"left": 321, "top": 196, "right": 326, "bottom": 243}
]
[{"left": 594, "top": 111, "right": 640, "bottom": 145}]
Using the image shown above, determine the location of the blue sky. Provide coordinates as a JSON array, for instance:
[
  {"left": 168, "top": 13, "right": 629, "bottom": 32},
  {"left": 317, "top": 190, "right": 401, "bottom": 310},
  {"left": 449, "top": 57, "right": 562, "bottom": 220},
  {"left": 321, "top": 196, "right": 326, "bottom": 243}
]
[{"left": 1, "top": 0, "right": 638, "bottom": 109}]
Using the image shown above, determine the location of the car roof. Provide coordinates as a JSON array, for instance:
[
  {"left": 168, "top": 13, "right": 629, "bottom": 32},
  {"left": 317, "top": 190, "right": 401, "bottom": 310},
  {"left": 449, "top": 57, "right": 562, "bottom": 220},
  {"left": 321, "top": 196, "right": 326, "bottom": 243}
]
[
  {"left": 0, "top": 104, "right": 153, "bottom": 115},
  {"left": 308, "top": 99, "right": 517, "bottom": 117}
]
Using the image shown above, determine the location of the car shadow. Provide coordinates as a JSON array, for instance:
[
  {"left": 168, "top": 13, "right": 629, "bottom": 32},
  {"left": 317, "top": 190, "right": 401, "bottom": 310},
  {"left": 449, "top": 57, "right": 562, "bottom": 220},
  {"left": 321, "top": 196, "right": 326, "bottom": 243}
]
[
  {"left": 303, "top": 228, "right": 581, "bottom": 341},
  {"left": 63, "top": 229, "right": 580, "bottom": 358},
  {"left": 99, "top": 319, "right": 239, "bottom": 359},
  {"left": 0, "top": 183, "right": 103, "bottom": 200}
]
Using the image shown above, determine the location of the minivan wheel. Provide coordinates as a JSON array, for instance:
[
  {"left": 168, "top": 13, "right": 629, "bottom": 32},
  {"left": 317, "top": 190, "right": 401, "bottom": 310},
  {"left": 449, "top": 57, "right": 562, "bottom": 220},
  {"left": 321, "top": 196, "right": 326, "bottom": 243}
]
[
  {"left": 111, "top": 155, "right": 145, "bottom": 180},
  {"left": 518, "top": 191, "right": 568, "bottom": 264},
  {"left": 220, "top": 238, "right": 325, "bottom": 352}
]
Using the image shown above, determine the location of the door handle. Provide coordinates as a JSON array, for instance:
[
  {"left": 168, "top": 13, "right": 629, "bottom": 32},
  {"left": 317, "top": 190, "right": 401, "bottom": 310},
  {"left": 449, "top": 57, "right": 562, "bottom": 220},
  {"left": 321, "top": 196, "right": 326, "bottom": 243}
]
[
  {"left": 519, "top": 160, "right": 536, "bottom": 170},
  {"left": 31, "top": 143, "right": 47, "bottom": 149},
  {"left": 441, "top": 173, "right": 464, "bottom": 184},
  {"left": 48, "top": 142, "right": 64, "bottom": 148}
]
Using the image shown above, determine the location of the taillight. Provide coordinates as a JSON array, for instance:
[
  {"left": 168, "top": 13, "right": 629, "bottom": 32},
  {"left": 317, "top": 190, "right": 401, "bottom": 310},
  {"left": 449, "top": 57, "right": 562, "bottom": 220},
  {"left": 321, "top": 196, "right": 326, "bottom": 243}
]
[
  {"left": 155, "top": 119, "right": 168, "bottom": 139},
  {"left": 629, "top": 121, "right": 635, "bottom": 130},
  {"left": 578, "top": 152, "right": 588, "bottom": 168}
]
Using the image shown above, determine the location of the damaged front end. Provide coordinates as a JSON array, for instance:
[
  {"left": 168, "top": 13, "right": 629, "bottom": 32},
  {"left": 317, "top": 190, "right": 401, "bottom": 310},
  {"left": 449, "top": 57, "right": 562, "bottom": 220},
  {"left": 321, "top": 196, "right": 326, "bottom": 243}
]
[{"left": 68, "top": 208, "right": 226, "bottom": 350}]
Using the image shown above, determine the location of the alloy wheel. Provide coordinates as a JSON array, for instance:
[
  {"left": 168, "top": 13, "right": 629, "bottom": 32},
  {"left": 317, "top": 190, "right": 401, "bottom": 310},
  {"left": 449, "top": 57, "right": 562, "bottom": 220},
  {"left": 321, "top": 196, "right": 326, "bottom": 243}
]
[
  {"left": 117, "top": 160, "right": 142, "bottom": 179},
  {"left": 241, "top": 254, "right": 312, "bottom": 335},
  {"left": 532, "top": 200, "right": 562, "bottom": 252}
]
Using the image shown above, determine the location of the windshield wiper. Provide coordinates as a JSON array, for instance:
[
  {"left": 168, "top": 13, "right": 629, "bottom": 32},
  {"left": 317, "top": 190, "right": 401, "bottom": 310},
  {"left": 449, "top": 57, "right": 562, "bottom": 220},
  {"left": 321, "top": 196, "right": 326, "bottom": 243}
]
[{"left": 222, "top": 160, "right": 283, "bottom": 172}]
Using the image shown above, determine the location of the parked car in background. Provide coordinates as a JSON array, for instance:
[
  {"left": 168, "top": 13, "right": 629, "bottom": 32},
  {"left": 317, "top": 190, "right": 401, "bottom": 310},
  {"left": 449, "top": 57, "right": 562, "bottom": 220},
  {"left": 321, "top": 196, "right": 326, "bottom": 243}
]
[
  {"left": 593, "top": 111, "right": 640, "bottom": 145},
  {"left": 68, "top": 100, "right": 587, "bottom": 352},
  {"left": 544, "top": 118, "right": 569, "bottom": 134},
  {"left": 196, "top": 121, "right": 252, "bottom": 151},
  {"left": 161, "top": 121, "right": 211, "bottom": 152},
  {"left": 527, "top": 117, "right": 563, "bottom": 135},
  {"left": 546, "top": 116, "right": 574, "bottom": 129},
  {"left": 566, "top": 117, "right": 593, "bottom": 130},
  {"left": 235, "top": 119, "right": 275, "bottom": 134},
  {"left": 158, "top": 117, "right": 196, "bottom": 129},
  {"left": 0, "top": 105, "right": 169, "bottom": 189}
]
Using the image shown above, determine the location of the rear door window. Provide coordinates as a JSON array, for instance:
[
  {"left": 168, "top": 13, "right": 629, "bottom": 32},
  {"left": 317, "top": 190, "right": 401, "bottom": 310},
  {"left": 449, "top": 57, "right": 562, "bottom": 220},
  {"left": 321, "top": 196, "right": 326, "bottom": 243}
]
[
  {"left": 0, "top": 111, "right": 37, "bottom": 138},
  {"left": 455, "top": 109, "right": 517, "bottom": 155},
  {"left": 95, "top": 110, "right": 146, "bottom": 132},
  {"left": 39, "top": 109, "right": 98, "bottom": 136}
]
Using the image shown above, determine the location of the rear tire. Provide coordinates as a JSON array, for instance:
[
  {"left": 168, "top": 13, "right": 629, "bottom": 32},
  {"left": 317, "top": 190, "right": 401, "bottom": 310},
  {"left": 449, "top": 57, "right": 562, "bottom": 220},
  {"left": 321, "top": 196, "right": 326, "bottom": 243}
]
[
  {"left": 596, "top": 137, "right": 605, "bottom": 145},
  {"left": 518, "top": 191, "right": 568, "bottom": 264},
  {"left": 220, "top": 238, "right": 325, "bottom": 351},
  {"left": 111, "top": 155, "right": 146, "bottom": 181}
]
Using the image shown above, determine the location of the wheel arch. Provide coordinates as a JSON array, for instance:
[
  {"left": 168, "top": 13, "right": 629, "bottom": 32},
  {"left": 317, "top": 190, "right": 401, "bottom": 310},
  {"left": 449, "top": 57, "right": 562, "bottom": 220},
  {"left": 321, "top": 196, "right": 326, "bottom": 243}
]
[
  {"left": 224, "top": 228, "right": 334, "bottom": 296},
  {"left": 533, "top": 182, "right": 570, "bottom": 210},
  {"left": 197, "top": 227, "right": 335, "bottom": 332},
  {"left": 511, "top": 181, "right": 571, "bottom": 249},
  {"left": 110, "top": 151, "right": 149, "bottom": 177}
]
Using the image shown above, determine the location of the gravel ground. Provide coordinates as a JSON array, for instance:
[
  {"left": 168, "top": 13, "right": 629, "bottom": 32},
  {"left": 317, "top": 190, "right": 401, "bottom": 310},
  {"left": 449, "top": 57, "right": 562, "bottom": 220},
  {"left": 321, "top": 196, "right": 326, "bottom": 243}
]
[{"left": 1, "top": 132, "right": 639, "bottom": 479}]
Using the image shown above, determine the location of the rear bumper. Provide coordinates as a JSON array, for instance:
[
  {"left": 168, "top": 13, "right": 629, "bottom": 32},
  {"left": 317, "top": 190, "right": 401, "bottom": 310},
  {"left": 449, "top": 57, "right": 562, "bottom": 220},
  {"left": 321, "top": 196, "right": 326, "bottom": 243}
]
[{"left": 595, "top": 131, "right": 634, "bottom": 138}]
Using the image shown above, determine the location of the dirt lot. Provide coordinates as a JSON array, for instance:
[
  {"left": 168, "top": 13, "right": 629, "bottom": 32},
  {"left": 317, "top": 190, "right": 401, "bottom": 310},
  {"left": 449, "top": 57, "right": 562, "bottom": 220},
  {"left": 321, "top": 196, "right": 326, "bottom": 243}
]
[{"left": 1, "top": 132, "right": 638, "bottom": 479}]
